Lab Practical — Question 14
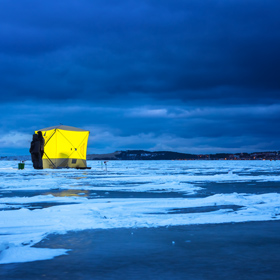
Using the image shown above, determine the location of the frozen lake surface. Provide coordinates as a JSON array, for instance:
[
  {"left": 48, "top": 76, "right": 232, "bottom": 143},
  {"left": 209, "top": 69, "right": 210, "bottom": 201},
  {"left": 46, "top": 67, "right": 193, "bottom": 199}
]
[{"left": 1, "top": 160, "right": 280, "bottom": 279}]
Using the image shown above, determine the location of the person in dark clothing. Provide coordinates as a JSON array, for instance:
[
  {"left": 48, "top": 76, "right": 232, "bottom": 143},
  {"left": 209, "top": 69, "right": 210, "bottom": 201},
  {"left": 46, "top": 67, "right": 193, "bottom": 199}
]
[
  {"left": 29, "top": 134, "right": 43, "bottom": 169},
  {"left": 37, "top": 131, "right": 45, "bottom": 158}
]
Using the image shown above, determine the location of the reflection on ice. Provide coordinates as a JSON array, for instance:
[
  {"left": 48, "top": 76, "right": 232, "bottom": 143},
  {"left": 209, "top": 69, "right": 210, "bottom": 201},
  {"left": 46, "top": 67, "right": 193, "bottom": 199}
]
[{"left": 44, "top": 190, "right": 90, "bottom": 197}]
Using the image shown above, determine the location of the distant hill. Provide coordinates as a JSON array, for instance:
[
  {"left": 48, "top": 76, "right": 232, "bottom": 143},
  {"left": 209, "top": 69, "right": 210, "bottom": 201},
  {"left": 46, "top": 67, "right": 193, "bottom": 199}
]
[
  {"left": 87, "top": 150, "right": 280, "bottom": 160},
  {"left": 87, "top": 150, "right": 196, "bottom": 160},
  {"left": 87, "top": 151, "right": 121, "bottom": 160},
  {"left": 116, "top": 150, "right": 196, "bottom": 160}
]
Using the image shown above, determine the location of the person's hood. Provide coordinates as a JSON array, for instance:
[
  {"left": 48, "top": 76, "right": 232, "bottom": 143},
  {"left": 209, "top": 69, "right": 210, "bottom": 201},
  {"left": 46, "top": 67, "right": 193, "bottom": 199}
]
[{"left": 32, "top": 134, "right": 39, "bottom": 141}]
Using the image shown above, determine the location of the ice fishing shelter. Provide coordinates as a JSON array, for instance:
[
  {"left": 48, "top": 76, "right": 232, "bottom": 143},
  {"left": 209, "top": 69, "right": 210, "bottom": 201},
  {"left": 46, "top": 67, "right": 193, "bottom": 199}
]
[{"left": 36, "top": 125, "right": 90, "bottom": 169}]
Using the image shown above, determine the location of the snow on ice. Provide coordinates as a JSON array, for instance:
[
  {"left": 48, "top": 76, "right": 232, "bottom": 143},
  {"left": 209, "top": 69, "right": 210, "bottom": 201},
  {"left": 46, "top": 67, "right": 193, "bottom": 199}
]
[{"left": 1, "top": 160, "right": 280, "bottom": 264}]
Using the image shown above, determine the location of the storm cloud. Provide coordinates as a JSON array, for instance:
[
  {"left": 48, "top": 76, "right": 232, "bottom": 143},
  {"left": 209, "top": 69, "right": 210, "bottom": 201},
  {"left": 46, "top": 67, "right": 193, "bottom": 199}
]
[{"left": 0, "top": 0, "right": 280, "bottom": 155}]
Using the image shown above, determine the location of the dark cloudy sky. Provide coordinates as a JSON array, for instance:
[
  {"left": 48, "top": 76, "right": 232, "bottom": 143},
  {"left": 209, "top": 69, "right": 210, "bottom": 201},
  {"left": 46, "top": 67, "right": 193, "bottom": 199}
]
[{"left": 1, "top": 0, "right": 280, "bottom": 156}]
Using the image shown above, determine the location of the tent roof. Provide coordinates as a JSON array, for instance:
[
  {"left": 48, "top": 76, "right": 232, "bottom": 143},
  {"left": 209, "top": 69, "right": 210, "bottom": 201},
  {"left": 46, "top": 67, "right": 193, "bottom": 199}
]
[{"left": 38, "top": 125, "right": 89, "bottom": 132}]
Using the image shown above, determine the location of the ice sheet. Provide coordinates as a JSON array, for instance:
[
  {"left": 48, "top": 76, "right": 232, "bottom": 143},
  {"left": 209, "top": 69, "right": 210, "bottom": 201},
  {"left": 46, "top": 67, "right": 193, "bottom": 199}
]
[{"left": 1, "top": 160, "right": 280, "bottom": 264}]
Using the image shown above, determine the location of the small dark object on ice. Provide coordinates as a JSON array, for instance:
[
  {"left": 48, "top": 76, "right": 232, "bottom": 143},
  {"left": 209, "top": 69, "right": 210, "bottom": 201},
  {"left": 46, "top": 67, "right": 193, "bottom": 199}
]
[{"left": 75, "top": 167, "right": 91, "bottom": 169}]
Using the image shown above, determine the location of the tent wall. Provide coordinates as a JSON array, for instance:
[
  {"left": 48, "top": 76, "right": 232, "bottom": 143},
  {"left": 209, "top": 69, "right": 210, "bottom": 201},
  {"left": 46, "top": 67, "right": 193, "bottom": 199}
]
[
  {"left": 42, "top": 158, "right": 87, "bottom": 169},
  {"left": 36, "top": 126, "right": 90, "bottom": 169}
]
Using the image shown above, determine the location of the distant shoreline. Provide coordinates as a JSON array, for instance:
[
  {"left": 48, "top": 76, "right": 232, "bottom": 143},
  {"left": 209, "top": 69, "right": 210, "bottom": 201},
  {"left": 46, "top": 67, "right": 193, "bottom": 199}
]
[
  {"left": 3, "top": 150, "right": 279, "bottom": 161},
  {"left": 87, "top": 150, "right": 280, "bottom": 161}
]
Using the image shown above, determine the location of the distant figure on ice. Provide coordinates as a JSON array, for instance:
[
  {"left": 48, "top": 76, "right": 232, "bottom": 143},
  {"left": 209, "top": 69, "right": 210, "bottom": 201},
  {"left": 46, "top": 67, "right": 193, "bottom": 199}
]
[
  {"left": 37, "top": 131, "right": 45, "bottom": 158},
  {"left": 29, "top": 134, "right": 43, "bottom": 169}
]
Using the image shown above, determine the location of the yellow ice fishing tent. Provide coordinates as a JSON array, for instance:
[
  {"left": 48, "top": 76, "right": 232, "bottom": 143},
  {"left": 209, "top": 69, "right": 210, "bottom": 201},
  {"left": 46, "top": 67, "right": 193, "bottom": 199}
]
[{"left": 35, "top": 125, "right": 90, "bottom": 169}]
